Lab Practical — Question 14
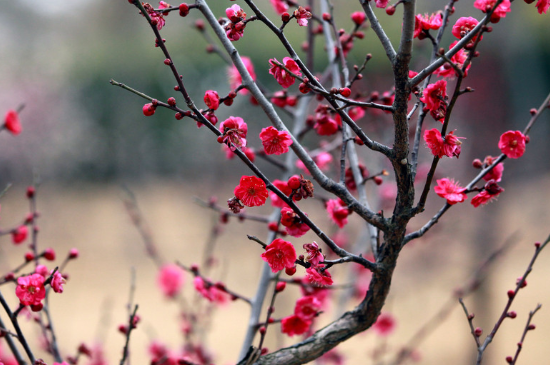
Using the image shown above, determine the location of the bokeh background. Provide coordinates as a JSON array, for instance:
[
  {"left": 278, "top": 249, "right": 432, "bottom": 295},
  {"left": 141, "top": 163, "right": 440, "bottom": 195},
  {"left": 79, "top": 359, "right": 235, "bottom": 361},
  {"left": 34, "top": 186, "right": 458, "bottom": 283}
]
[{"left": 0, "top": 1, "right": 549, "bottom": 364}]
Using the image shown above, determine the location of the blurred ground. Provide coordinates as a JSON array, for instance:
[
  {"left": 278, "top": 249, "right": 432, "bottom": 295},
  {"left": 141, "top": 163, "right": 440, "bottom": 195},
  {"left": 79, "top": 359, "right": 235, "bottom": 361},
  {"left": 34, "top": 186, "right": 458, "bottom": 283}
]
[{"left": 0, "top": 175, "right": 548, "bottom": 365}]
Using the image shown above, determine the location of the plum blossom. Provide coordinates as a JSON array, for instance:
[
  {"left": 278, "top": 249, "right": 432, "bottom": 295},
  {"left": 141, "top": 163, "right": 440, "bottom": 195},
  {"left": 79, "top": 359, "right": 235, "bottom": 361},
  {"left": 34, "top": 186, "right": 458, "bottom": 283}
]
[
  {"left": 225, "top": 4, "right": 247, "bottom": 41},
  {"left": 471, "top": 179, "right": 504, "bottom": 207},
  {"left": 334, "top": 106, "right": 365, "bottom": 125},
  {"left": 12, "top": 225, "right": 28, "bottom": 245},
  {"left": 424, "top": 128, "right": 463, "bottom": 158},
  {"left": 219, "top": 116, "right": 248, "bottom": 150},
  {"left": 315, "top": 152, "right": 333, "bottom": 170},
  {"left": 261, "top": 238, "right": 297, "bottom": 273},
  {"left": 193, "top": 277, "right": 229, "bottom": 304},
  {"left": 306, "top": 265, "right": 333, "bottom": 286},
  {"left": 268, "top": 180, "right": 292, "bottom": 208},
  {"left": 536, "top": 0, "right": 550, "bottom": 14},
  {"left": 259, "top": 126, "right": 293, "bottom": 155},
  {"left": 226, "top": 4, "right": 246, "bottom": 23},
  {"left": 413, "top": 13, "right": 443, "bottom": 38},
  {"left": 344, "top": 164, "right": 368, "bottom": 191},
  {"left": 420, "top": 80, "right": 447, "bottom": 122},
  {"left": 318, "top": 349, "right": 345, "bottom": 365},
  {"left": 434, "top": 41, "right": 471, "bottom": 78},
  {"left": 375, "top": 0, "right": 389, "bottom": 8},
  {"left": 294, "top": 7, "right": 312, "bottom": 26},
  {"left": 50, "top": 271, "right": 66, "bottom": 294},
  {"left": 204, "top": 90, "right": 220, "bottom": 110},
  {"left": 303, "top": 242, "right": 324, "bottom": 267},
  {"left": 498, "top": 130, "right": 526, "bottom": 158},
  {"left": 373, "top": 313, "right": 396, "bottom": 336},
  {"left": 294, "top": 296, "right": 321, "bottom": 322},
  {"left": 300, "top": 277, "right": 330, "bottom": 307},
  {"left": 474, "top": 0, "right": 511, "bottom": 22},
  {"left": 143, "top": 3, "right": 166, "bottom": 30},
  {"left": 148, "top": 341, "right": 177, "bottom": 365},
  {"left": 3, "top": 110, "right": 21, "bottom": 135},
  {"left": 222, "top": 144, "right": 255, "bottom": 162},
  {"left": 233, "top": 175, "right": 268, "bottom": 207},
  {"left": 225, "top": 22, "right": 246, "bottom": 41},
  {"left": 157, "top": 264, "right": 184, "bottom": 298},
  {"left": 452, "top": 17, "right": 482, "bottom": 46},
  {"left": 351, "top": 12, "right": 366, "bottom": 25},
  {"left": 280, "top": 207, "right": 310, "bottom": 237},
  {"left": 314, "top": 113, "right": 339, "bottom": 136},
  {"left": 434, "top": 178, "right": 467, "bottom": 205},
  {"left": 269, "top": 57, "right": 302, "bottom": 88},
  {"left": 482, "top": 156, "right": 504, "bottom": 182},
  {"left": 270, "top": 0, "right": 288, "bottom": 14},
  {"left": 228, "top": 56, "right": 256, "bottom": 94},
  {"left": 281, "top": 314, "right": 310, "bottom": 336},
  {"left": 326, "top": 199, "right": 349, "bottom": 229},
  {"left": 297, "top": 152, "right": 333, "bottom": 174},
  {"left": 16, "top": 273, "right": 46, "bottom": 307},
  {"left": 35, "top": 265, "right": 49, "bottom": 277}
]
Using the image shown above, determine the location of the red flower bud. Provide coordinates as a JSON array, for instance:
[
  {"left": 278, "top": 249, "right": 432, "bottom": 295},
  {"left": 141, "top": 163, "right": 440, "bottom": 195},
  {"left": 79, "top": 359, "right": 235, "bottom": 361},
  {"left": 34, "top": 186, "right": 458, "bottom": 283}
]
[
  {"left": 288, "top": 176, "right": 301, "bottom": 190},
  {"left": 26, "top": 187, "right": 35, "bottom": 198},
  {"left": 179, "top": 3, "right": 190, "bottom": 17},
  {"left": 118, "top": 325, "right": 128, "bottom": 335},
  {"left": 69, "top": 248, "right": 79, "bottom": 259},
  {"left": 142, "top": 103, "right": 156, "bottom": 116},
  {"left": 25, "top": 252, "right": 34, "bottom": 262},
  {"left": 268, "top": 222, "right": 279, "bottom": 232},
  {"left": 43, "top": 248, "right": 55, "bottom": 261},
  {"left": 285, "top": 266, "right": 297, "bottom": 276},
  {"left": 339, "top": 87, "right": 351, "bottom": 97},
  {"left": 350, "top": 11, "right": 366, "bottom": 25}
]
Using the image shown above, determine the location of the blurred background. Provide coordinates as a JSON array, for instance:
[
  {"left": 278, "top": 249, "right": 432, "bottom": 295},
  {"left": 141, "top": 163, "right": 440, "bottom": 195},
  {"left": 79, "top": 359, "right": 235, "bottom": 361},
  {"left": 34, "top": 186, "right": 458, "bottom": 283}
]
[{"left": 0, "top": 1, "right": 549, "bottom": 364}]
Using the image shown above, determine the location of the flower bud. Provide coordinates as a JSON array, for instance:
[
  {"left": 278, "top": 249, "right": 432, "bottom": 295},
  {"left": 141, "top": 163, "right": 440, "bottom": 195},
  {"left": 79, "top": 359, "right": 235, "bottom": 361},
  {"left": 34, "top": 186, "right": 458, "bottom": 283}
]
[
  {"left": 179, "top": 3, "right": 190, "bottom": 17},
  {"left": 472, "top": 159, "right": 483, "bottom": 168},
  {"left": 351, "top": 11, "right": 366, "bottom": 25},
  {"left": 43, "top": 248, "right": 55, "bottom": 261},
  {"left": 69, "top": 248, "right": 79, "bottom": 259},
  {"left": 339, "top": 88, "right": 351, "bottom": 97},
  {"left": 281, "top": 12, "right": 290, "bottom": 22}
]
